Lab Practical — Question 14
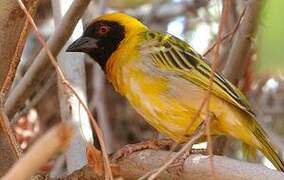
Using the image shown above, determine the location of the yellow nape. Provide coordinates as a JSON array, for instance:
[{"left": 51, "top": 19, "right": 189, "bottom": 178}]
[{"left": 95, "top": 13, "right": 148, "bottom": 34}]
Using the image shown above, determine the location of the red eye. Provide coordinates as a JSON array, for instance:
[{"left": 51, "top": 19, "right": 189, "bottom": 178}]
[{"left": 97, "top": 25, "right": 110, "bottom": 36}]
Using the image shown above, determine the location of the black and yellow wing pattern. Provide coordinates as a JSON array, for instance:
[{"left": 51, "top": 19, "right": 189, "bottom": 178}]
[{"left": 140, "top": 31, "right": 255, "bottom": 116}]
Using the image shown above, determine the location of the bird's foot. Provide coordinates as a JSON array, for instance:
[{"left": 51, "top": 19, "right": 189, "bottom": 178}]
[
  {"left": 111, "top": 138, "right": 174, "bottom": 162},
  {"left": 167, "top": 148, "right": 191, "bottom": 177},
  {"left": 191, "top": 148, "right": 208, "bottom": 155},
  {"left": 166, "top": 148, "right": 207, "bottom": 178}
]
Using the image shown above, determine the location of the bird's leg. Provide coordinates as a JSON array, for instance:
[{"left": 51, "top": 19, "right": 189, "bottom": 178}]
[{"left": 111, "top": 138, "right": 174, "bottom": 162}]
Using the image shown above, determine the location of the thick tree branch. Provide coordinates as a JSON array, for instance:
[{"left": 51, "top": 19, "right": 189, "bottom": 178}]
[
  {"left": 118, "top": 150, "right": 284, "bottom": 180},
  {"left": 60, "top": 149, "right": 284, "bottom": 180}
]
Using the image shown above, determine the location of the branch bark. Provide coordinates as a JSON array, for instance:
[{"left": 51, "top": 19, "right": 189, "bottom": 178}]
[
  {"left": 4, "top": 0, "right": 91, "bottom": 118},
  {"left": 0, "top": 0, "right": 38, "bottom": 175}
]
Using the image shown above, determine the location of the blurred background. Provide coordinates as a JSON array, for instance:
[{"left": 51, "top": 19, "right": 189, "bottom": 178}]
[{"left": 9, "top": 0, "right": 284, "bottom": 173}]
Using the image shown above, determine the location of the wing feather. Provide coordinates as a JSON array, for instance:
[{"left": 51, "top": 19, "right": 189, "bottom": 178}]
[{"left": 140, "top": 31, "right": 255, "bottom": 116}]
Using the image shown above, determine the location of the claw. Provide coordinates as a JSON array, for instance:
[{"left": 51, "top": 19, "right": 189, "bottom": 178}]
[{"left": 111, "top": 139, "right": 174, "bottom": 162}]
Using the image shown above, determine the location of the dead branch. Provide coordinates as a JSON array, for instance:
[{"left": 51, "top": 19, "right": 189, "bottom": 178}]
[
  {"left": 2, "top": 122, "right": 74, "bottom": 180},
  {"left": 4, "top": 0, "right": 91, "bottom": 118},
  {"left": 223, "top": 0, "right": 262, "bottom": 83}
]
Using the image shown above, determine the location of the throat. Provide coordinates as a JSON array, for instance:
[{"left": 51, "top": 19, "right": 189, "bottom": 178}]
[{"left": 89, "top": 52, "right": 109, "bottom": 71}]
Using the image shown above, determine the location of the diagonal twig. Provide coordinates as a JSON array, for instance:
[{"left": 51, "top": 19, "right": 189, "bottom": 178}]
[
  {"left": 203, "top": 6, "right": 246, "bottom": 57},
  {"left": 146, "top": 124, "right": 205, "bottom": 180},
  {"left": 15, "top": 0, "right": 113, "bottom": 179}
]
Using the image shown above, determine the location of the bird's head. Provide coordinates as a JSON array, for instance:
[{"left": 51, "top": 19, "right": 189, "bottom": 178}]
[{"left": 66, "top": 13, "right": 147, "bottom": 70}]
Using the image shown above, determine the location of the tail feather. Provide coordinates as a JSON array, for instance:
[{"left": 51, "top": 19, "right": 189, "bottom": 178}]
[
  {"left": 242, "top": 142, "right": 257, "bottom": 161},
  {"left": 251, "top": 123, "right": 284, "bottom": 171}
]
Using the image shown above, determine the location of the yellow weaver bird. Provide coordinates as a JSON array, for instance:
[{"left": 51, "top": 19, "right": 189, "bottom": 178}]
[{"left": 67, "top": 13, "right": 284, "bottom": 171}]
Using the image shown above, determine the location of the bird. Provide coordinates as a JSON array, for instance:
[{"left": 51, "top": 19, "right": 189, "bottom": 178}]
[{"left": 66, "top": 13, "right": 284, "bottom": 171}]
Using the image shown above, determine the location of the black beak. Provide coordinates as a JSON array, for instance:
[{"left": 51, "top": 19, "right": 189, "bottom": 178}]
[{"left": 66, "top": 36, "right": 98, "bottom": 52}]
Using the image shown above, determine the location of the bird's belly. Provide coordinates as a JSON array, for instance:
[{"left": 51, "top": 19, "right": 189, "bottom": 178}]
[{"left": 123, "top": 72, "right": 210, "bottom": 142}]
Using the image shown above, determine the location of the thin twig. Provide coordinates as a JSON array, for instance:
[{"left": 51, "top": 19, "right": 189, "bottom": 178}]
[
  {"left": 146, "top": 126, "right": 205, "bottom": 180},
  {"left": 15, "top": 0, "right": 113, "bottom": 179},
  {"left": 204, "top": 1, "right": 231, "bottom": 179},
  {"left": 203, "top": 6, "right": 246, "bottom": 57}
]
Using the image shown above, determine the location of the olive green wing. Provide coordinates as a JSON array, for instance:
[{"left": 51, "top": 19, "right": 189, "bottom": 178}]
[{"left": 140, "top": 31, "right": 255, "bottom": 116}]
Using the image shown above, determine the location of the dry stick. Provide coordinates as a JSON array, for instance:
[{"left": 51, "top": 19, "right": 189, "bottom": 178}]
[
  {"left": 15, "top": 1, "right": 113, "bottom": 180},
  {"left": 2, "top": 122, "right": 74, "bottom": 180},
  {"left": 204, "top": 1, "right": 231, "bottom": 179},
  {"left": 203, "top": 6, "right": 246, "bottom": 57}
]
